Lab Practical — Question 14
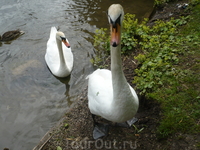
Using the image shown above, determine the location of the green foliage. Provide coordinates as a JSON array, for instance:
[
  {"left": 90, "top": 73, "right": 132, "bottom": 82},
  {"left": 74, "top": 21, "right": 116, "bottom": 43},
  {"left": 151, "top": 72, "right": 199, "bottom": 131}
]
[
  {"left": 92, "top": 3, "right": 200, "bottom": 141},
  {"left": 134, "top": 16, "right": 190, "bottom": 94},
  {"left": 154, "top": 0, "right": 170, "bottom": 6},
  {"left": 64, "top": 123, "right": 69, "bottom": 129},
  {"left": 145, "top": 3, "right": 200, "bottom": 139},
  {"left": 91, "top": 28, "right": 110, "bottom": 67},
  {"left": 150, "top": 73, "right": 200, "bottom": 138},
  {"left": 189, "top": 0, "right": 200, "bottom": 5},
  {"left": 121, "top": 14, "right": 139, "bottom": 52},
  {"left": 57, "top": 146, "right": 62, "bottom": 150},
  {"left": 94, "top": 28, "right": 109, "bottom": 52}
]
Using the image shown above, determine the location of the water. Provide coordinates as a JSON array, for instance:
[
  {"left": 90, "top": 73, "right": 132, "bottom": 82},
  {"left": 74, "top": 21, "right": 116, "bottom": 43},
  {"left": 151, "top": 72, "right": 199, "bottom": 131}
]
[{"left": 0, "top": 0, "right": 154, "bottom": 149}]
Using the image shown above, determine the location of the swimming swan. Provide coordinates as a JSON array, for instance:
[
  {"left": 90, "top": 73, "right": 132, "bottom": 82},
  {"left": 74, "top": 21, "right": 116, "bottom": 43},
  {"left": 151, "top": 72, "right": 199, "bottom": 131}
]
[
  {"left": 45, "top": 27, "right": 73, "bottom": 77},
  {"left": 87, "top": 4, "right": 139, "bottom": 139}
]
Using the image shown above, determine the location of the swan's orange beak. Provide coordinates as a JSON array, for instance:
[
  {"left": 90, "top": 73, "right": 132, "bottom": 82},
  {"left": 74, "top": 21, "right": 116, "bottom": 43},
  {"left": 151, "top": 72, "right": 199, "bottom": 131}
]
[
  {"left": 62, "top": 39, "right": 70, "bottom": 48},
  {"left": 110, "top": 23, "right": 120, "bottom": 47}
]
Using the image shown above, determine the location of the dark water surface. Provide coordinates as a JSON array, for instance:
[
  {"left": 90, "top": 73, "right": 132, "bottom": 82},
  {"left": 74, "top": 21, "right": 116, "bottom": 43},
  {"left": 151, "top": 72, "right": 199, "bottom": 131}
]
[{"left": 0, "top": 0, "right": 154, "bottom": 149}]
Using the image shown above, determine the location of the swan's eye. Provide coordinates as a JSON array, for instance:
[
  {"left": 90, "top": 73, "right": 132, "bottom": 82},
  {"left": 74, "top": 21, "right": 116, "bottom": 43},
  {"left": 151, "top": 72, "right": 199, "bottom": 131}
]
[
  {"left": 108, "top": 14, "right": 122, "bottom": 28},
  {"left": 115, "top": 14, "right": 122, "bottom": 26},
  {"left": 60, "top": 36, "right": 66, "bottom": 41}
]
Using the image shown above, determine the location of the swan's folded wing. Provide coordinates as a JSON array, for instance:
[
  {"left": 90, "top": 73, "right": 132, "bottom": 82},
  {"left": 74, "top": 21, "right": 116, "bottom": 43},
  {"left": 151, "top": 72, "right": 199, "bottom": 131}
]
[
  {"left": 87, "top": 69, "right": 113, "bottom": 115},
  {"left": 45, "top": 31, "right": 59, "bottom": 73}
]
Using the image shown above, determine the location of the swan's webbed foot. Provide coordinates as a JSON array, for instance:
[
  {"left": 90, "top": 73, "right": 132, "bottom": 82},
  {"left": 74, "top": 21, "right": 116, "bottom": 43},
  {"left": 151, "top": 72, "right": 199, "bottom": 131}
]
[
  {"left": 115, "top": 117, "right": 138, "bottom": 128},
  {"left": 93, "top": 122, "right": 109, "bottom": 140},
  {"left": 92, "top": 114, "right": 109, "bottom": 139},
  {"left": 115, "top": 122, "right": 130, "bottom": 128},
  {"left": 127, "top": 117, "right": 138, "bottom": 127}
]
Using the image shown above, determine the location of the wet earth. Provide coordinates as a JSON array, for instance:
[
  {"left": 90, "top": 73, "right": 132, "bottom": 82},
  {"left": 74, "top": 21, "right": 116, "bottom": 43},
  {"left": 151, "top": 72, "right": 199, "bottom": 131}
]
[{"left": 38, "top": 53, "right": 199, "bottom": 150}]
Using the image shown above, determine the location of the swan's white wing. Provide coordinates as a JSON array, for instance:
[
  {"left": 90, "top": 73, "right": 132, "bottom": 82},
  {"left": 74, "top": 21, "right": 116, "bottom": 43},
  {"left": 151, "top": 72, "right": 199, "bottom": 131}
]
[
  {"left": 45, "top": 27, "right": 60, "bottom": 74},
  {"left": 87, "top": 69, "right": 113, "bottom": 116},
  {"left": 129, "top": 85, "right": 139, "bottom": 106}
]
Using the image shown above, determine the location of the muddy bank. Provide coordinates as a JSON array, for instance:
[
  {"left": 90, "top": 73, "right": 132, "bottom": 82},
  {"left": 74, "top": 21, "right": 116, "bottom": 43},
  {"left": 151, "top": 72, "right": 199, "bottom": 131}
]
[
  {"left": 33, "top": 50, "right": 164, "bottom": 150},
  {"left": 33, "top": 1, "right": 200, "bottom": 150}
]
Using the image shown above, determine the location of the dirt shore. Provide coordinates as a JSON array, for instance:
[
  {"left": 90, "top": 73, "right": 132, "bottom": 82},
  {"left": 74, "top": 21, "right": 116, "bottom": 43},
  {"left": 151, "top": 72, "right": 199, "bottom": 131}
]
[{"left": 33, "top": 1, "right": 200, "bottom": 150}]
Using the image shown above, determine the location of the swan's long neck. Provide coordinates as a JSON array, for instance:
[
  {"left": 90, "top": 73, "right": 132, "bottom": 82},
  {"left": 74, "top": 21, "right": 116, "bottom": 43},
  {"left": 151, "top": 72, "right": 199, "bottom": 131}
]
[
  {"left": 111, "top": 45, "right": 130, "bottom": 100},
  {"left": 111, "top": 43, "right": 138, "bottom": 121},
  {"left": 110, "top": 17, "right": 136, "bottom": 109},
  {"left": 111, "top": 45, "right": 123, "bottom": 81},
  {"left": 56, "top": 38, "right": 67, "bottom": 70}
]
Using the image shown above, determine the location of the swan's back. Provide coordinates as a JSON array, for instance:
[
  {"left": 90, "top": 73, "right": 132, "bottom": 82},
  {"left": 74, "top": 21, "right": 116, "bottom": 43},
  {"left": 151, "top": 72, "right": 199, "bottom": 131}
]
[
  {"left": 49, "top": 27, "right": 57, "bottom": 39},
  {"left": 45, "top": 27, "right": 59, "bottom": 74}
]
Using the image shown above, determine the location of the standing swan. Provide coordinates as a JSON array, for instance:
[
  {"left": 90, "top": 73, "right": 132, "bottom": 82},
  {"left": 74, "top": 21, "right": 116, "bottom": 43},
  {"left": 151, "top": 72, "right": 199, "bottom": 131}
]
[
  {"left": 45, "top": 27, "right": 73, "bottom": 78},
  {"left": 87, "top": 4, "right": 139, "bottom": 139}
]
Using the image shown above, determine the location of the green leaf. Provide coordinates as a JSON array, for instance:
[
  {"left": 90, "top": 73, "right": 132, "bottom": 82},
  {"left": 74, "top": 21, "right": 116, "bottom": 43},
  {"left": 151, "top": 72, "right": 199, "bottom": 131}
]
[{"left": 57, "top": 146, "right": 62, "bottom": 150}]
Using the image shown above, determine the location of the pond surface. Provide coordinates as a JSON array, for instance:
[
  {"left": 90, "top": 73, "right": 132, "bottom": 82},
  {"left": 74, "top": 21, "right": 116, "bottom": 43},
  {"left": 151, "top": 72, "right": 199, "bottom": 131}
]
[{"left": 0, "top": 0, "right": 154, "bottom": 149}]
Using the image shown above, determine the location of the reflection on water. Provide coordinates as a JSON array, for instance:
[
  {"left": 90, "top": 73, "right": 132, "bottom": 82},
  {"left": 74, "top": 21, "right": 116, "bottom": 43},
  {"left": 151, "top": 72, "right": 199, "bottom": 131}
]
[{"left": 0, "top": 0, "right": 153, "bottom": 149}]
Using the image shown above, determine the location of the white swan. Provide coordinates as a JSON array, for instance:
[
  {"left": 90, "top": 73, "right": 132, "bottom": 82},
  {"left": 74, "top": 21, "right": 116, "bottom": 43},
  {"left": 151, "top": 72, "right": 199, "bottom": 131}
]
[
  {"left": 87, "top": 4, "right": 139, "bottom": 139},
  {"left": 45, "top": 27, "right": 73, "bottom": 78}
]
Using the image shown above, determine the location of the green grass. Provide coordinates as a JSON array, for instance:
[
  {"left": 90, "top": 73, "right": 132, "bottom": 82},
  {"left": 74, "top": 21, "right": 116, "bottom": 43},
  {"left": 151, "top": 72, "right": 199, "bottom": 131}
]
[
  {"left": 92, "top": 0, "right": 200, "bottom": 142},
  {"left": 148, "top": 3, "right": 200, "bottom": 138},
  {"left": 150, "top": 81, "right": 200, "bottom": 137}
]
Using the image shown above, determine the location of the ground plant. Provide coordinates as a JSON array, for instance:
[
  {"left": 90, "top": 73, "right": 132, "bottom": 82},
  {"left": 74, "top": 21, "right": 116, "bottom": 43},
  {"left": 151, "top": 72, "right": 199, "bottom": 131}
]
[{"left": 92, "top": 2, "right": 200, "bottom": 139}]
